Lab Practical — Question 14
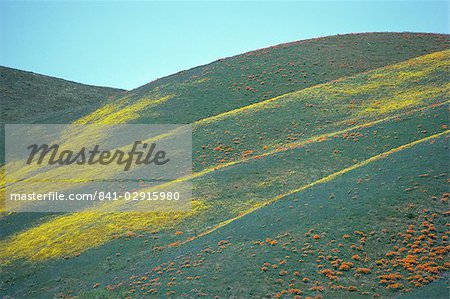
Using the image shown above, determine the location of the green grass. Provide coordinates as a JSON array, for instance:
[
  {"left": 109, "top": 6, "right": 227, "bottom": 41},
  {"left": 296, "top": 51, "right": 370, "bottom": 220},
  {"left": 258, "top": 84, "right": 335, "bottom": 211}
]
[
  {"left": 0, "top": 66, "right": 125, "bottom": 124},
  {"left": 78, "top": 132, "right": 448, "bottom": 298},
  {"left": 1, "top": 49, "right": 448, "bottom": 262},
  {"left": 0, "top": 66, "right": 126, "bottom": 164},
  {"left": 23, "top": 125, "right": 445, "bottom": 299},
  {"left": 5, "top": 49, "right": 448, "bottom": 201},
  {"left": 76, "top": 32, "right": 449, "bottom": 125},
  {"left": 0, "top": 32, "right": 449, "bottom": 298},
  {"left": 397, "top": 275, "right": 449, "bottom": 299}
]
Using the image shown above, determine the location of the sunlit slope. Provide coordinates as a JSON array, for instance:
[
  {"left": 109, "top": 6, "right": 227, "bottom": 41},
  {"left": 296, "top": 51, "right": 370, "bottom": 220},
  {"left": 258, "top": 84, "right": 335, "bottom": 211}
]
[
  {"left": 191, "top": 49, "right": 450, "bottom": 170},
  {"left": 0, "top": 50, "right": 448, "bottom": 264},
  {"left": 75, "top": 32, "right": 449, "bottom": 125},
  {"left": 6, "top": 48, "right": 447, "bottom": 190},
  {"left": 4, "top": 34, "right": 445, "bottom": 193},
  {"left": 2, "top": 115, "right": 448, "bottom": 298},
  {"left": 105, "top": 133, "right": 449, "bottom": 299}
]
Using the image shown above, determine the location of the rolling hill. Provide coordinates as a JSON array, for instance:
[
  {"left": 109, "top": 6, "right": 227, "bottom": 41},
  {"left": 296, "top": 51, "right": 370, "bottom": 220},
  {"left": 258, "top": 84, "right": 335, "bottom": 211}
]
[
  {"left": 0, "top": 66, "right": 125, "bottom": 124},
  {"left": 76, "top": 32, "right": 449, "bottom": 125},
  {"left": 0, "top": 32, "right": 449, "bottom": 298},
  {"left": 0, "top": 67, "right": 126, "bottom": 164}
]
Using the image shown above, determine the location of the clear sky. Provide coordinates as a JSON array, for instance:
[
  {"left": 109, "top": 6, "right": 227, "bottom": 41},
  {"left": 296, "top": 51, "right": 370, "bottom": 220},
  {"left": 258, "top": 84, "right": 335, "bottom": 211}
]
[{"left": 0, "top": 1, "right": 448, "bottom": 90}]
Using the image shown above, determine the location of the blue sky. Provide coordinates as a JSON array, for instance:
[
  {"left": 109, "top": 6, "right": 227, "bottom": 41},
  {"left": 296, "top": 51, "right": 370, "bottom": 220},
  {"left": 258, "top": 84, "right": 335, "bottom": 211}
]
[{"left": 0, "top": 1, "right": 448, "bottom": 90}]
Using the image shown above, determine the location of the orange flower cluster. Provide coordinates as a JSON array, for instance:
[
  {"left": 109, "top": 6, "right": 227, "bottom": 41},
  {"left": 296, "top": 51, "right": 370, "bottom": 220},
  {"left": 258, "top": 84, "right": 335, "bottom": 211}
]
[
  {"left": 377, "top": 211, "right": 449, "bottom": 289},
  {"left": 308, "top": 285, "right": 324, "bottom": 292},
  {"left": 274, "top": 288, "right": 302, "bottom": 298},
  {"left": 338, "top": 261, "right": 354, "bottom": 271},
  {"left": 378, "top": 273, "right": 403, "bottom": 284},
  {"left": 386, "top": 283, "right": 403, "bottom": 290},
  {"left": 356, "top": 267, "right": 371, "bottom": 274},
  {"left": 265, "top": 238, "right": 278, "bottom": 245},
  {"left": 319, "top": 269, "right": 338, "bottom": 280},
  {"left": 351, "top": 254, "right": 361, "bottom": 261}
]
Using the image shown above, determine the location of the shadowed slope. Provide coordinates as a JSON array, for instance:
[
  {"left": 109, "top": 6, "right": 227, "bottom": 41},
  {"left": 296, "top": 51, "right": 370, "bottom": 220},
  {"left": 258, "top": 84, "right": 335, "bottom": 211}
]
[{"left": 0, "top": 66, "right": 125, "bottom": 123}]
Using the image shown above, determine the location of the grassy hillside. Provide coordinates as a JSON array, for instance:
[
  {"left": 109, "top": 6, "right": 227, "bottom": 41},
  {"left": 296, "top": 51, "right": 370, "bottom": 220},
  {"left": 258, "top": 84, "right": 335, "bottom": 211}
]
[
  {"left": 0, "top": 66, "right": 126, "bottom": 164},
  {"left": 1, "top": 50, "right": 449, "bottom": 298},
  {"left": 0, "top": 66, "right": 125, "bottom": 123},
  {"left": 5, "top": 50, "right": 448, "bottom": 197},
  {"left": 105, "top": 132, "right": 449, "bottom": 298},
  {"left": 75, "top": 32, "right": 449, "bottom": 125},
  {"left": 0, "top": 33, "right": 448, "bottom": 298}
]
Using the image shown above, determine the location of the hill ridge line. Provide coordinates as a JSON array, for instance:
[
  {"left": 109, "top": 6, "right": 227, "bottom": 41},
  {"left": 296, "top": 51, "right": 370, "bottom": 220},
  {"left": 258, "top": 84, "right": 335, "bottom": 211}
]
[
  {"left": 75, "top": 49, "right": 449, "bottom": 127},
  {"left": 134, "top": 32, "right": 449, "bottom": 92},
  {"left": 0, "top": 65, "right": 127, "bottom": 91}
]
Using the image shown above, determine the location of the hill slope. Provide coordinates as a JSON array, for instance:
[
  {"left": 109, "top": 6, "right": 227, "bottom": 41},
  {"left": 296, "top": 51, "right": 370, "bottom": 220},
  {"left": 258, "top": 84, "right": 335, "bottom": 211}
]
[
  {"left": 76, "top": 32, "right": 449, "bottom": 125},
  {"left": 1, "top": 48, "right": 449, "bottom": 298},
  {"left": 0, "top": 33, "right": 449, "bottom": 298},
  {"left": 114, "top": 132, "right": 449, "bottom": 298},
  {"left": 0, "top": 66, "right": 125, "bottom": 123}
]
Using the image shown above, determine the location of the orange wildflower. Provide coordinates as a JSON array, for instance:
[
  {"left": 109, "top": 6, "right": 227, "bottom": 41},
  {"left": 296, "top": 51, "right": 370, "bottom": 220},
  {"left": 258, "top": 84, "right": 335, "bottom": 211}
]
[
  {"left": 351, "top": 254, "right": 361, "bottom": 261},
  {"left": 356, "top": 267, "right": 371, "bottom": 274},
  {"left": 339, "top": 262, "right": 354, "bottom": 271}
]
